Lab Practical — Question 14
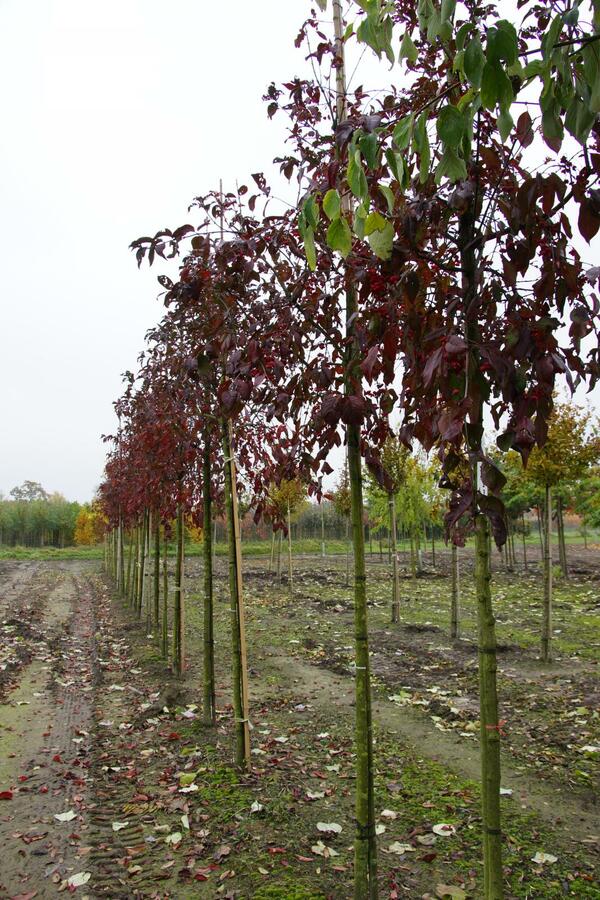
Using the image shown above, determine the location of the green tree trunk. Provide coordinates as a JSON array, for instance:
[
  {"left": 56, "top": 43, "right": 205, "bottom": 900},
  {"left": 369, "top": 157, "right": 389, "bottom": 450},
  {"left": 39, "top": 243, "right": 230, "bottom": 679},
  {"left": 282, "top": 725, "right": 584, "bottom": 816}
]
[
  {"left": 268, "top": 530, "right": 275, "bottom": 573},
  {"left": 203, "top": 435, "right": 216, "bottom": 726},
  {"left": 162, "top": 529, "right": 169, "bottom": 660},
  {"left": 130, "top": 526, "right": 139, "bottom": 608},
  {"left": 345, "top": 518, "right": 351, "bottom": 587},
  {"left": 222, "top": 420, "right": 251, "bottom": 768},
  {"left": 118, "top": 516, "right": 125, "bottom": 594},
  {"left": 173, "top": 503, "right": 185, "bottom": 677},
  {"left": 348, "top": 425, "right": 377, "bottom": 899},
  {"left": 541, "top": 484, "right": 553, "bottom": 663},
  {"left": 277, "top": 531, "right": 283, "bottom": 582},
  {"left": 287, "top": 502, "right": 294, "bottom": 598},
  {"left": 153, "top": 517, "right": 160, "bottom": 634},
  {"left": 137, "top": 520, "right": 146, "bottom": 617},
  {"left": 475, "top": 514, "right": 503, "bottom": 899},
  {"left": 125, "top": 529, "right": 133, "bottom": 600},
  {"left": 450, "top": 542, "right": 460, "bottom": 640},
  {"left": 557, "top": 495, "right": 569, "bottom": 579},
  {"left": 144, "top": 511, "right": 152, "bottom": 631},
  {"left": 389, "top": 493, "right": 400, "bottom": 623},
  {"left": 333, "top": 2, "right": 377, "bottom": 889}
]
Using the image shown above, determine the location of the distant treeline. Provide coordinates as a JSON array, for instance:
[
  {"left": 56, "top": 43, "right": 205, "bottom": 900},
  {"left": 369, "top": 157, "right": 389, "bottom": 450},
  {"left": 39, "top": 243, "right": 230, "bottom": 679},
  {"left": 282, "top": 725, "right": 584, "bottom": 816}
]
[{"left": 0, "top": 481, "right": 82, "bottom": 548}]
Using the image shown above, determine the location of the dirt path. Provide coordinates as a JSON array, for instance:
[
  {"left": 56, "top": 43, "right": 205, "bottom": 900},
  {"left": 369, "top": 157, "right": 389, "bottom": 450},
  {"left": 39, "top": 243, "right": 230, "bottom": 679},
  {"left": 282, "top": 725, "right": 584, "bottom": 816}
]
[
  {"left": 0, "top": 562, "right": 99, "bottom": 898},
  {"left": 1, "top": 558, "right": 598, "bottom": 899},
  {"left": 260, "top": 651, "right": 600, "bottom": 852}
]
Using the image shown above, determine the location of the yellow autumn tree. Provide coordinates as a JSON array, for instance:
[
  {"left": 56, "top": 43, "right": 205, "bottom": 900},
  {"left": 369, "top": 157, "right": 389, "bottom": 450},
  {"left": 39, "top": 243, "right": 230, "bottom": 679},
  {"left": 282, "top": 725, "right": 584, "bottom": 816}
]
[
  {"left": 268, "top": 478, "right": 308, "bottom": 594},
  {"left": 74, "top": 503, "right": 105, "bottom": 546}
]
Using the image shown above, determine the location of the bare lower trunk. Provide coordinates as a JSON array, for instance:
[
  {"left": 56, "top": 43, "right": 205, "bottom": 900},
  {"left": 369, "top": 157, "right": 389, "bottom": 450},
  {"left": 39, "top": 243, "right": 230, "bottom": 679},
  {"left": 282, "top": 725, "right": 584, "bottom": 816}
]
[
  {"left": 162, "top": 529, "right": 169, "bottom": 660},
  {"left": 475, "top": 515, "right": 503, "bottom": 899},
  {"left": 173, "top": 503, "right": 185, "bottom": 677},
  {"left": 287, "top": 503, "right": 294, "bottom": 597},
  {"left": 222, "top": 420, "right": 250, "bottom": 768},
  {"left": 541, "top": 484, "right": 553, "bottom": 663},
  {"left": 389, "top": 494, "right": 400, "bottom": 623},
  {"left": 450, "top": 543, "right": 460, "bottom": 639},
  {"left": 203, "top": 435, "right": 216, "bottom": 726}
]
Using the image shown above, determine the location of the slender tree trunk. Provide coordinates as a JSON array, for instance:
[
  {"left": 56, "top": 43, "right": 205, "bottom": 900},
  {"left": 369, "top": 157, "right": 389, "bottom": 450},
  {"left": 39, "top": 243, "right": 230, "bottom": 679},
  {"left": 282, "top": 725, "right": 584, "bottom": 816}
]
[
  {"left": 137, "top": 518, "right": 146, "bottom": 618},
  {"left": 125, "top": 529, "right": 133, "bottom": 600},
  {"left": 431, "top": 530, "right": 436, "bottom": 568},
  {"left": 321, "top": 502, "right": 326, "bottom": 558},
  {"left": 541, "top": 484, "right": 553, "bottom": 663},
  {"left": 117, "top": 515, "right": 124, "bottom": 594},
  {"left": 345, "top": 518, "right": 350, "bottom": 587},
  {"left": 583, "top": 521, "right": 588, "bottom": 549},
  {"left": 287, "top": 502, "right": 293, "bottom": 597},
  {"left": 389, "top": 494, "right": 400, "bottom": 623},
  {"left": 277, "top": 531, "right": 283, "bottom": 582},
  {"left": 269, "top": 530, "right": 275, "bottom": 573},
  {"left": 153, "top": 517, "right": 160, "bottom": 634},
  {"left": 409, "top": 535, "right": 416, "bottom": 582},
  {"left": 173, "top": 503, "right": 185, "bottom": 677},
  {"left": 162, "top": 529, "right": 169, "bottom": 660},
  {"left": 333, "top": 4, "right": 376, "bottom": 893},
  {"left": 461, "top": 183, "right": 503, "bottom": 897},
  {"left": 222, "top": 420, "right": 251, "bottom": 768},
  {"left": 536, "top": 506, "right": 544, "bottom": 559},
  {"left": 130, "top": 526, "right": 139, "bottom": 608},
  {"left": 450, "top": 542, "right": 460, "bottom": 640},
  {"left": 521, "top": 514, "right": 528, "bottom": 572},
  {"left": 203, "top": 435, "right": 216, "bottom": 726},
  {"left": 557, "top": 495, "right": 569, "bottom": 579},
  {"left": 475, "top": 514, "right": 503, "bottom": 899},
  {"left": 378, "top": 534, "right": 383, "bottom": 561},
  {"left": 145, "top": 511, "right": 152, "bottom": 631},
  {"left": 348, "top": 423, "right": 377, "bottom": 898}
]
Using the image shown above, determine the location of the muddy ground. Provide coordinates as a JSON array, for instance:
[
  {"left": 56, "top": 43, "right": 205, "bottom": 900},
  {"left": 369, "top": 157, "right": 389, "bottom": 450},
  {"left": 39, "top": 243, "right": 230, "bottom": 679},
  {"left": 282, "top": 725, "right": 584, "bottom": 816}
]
[{"left": 0, "top": 553, "right": 598, "bottom": 899}]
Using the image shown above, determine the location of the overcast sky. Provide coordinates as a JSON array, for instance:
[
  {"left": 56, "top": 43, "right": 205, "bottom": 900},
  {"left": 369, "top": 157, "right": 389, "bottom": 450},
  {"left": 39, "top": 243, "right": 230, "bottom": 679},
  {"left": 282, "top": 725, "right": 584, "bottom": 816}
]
[
  {"left": 0, "top": 0, "right": 320, "bottom": 501},
  {"left": 0, "top": 1, "right": 597, "bottom": 503}
]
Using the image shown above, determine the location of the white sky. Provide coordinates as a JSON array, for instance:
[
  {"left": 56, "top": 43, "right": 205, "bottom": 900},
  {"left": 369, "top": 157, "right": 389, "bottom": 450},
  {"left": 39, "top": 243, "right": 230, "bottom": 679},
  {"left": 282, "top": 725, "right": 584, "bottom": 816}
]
[
  {"left": 0, "top": 0, "right": 314, "bottom": 501},
  {"left": 0, "top": 1, "right": 597, "bottom": 502}
]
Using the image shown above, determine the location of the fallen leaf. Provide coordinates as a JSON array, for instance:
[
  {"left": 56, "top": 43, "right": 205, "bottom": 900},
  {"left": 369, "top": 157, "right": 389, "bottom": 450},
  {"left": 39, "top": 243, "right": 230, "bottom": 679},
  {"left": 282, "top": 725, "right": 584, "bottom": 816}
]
[
  {"left": 432, "top": 823, "right": 456, "bottom": 837},
  {"left": 112, "top": 821, "right": 129, "bottom": 832},
  {"left": 54, "top": 810, "right": 77, "bottom": 823},
  {"left": 311, "top": 840, "right": 339, "bottom": 858},
  {"left": 317, "top": 822, "right": 342, "bottom": 834},
  {"left": 531, "top": 851, "right": 557, "bottom": 865},
  {"left": 436, "top": 885, "right": 467, "bottom": 899},
  {"left": 384, "top": 842, "right": 414, "bottom": 855},
  {"left": 66, "top": 872, "right": 91, "bottom": 888}
]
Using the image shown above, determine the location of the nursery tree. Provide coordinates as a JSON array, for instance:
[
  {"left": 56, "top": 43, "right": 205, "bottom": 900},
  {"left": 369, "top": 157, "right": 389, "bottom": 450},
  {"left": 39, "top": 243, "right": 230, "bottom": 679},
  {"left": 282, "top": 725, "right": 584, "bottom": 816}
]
[{"left": 526, "top": 401, "right": 600, "bottom": 660}]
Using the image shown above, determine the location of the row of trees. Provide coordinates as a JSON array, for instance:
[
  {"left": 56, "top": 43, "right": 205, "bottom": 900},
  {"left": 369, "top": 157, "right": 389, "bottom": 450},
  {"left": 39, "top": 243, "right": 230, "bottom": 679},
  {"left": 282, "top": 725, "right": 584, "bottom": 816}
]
[
  {"left": 0, "top": 481, "right": 87, "bottom": 548},
  {"left": 99, "top": 2, "right": 600, "bottom": 897}
]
